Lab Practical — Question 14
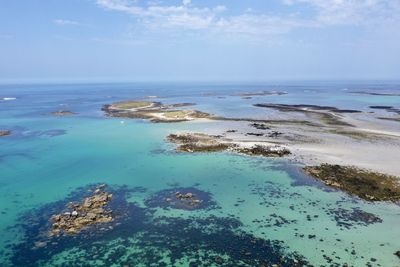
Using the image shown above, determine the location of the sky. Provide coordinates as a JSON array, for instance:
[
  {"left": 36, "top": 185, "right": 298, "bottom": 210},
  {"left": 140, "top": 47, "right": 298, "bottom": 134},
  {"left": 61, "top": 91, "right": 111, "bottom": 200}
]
[{"left": 0, "top": 0, "right": 400, "bottom": 82}]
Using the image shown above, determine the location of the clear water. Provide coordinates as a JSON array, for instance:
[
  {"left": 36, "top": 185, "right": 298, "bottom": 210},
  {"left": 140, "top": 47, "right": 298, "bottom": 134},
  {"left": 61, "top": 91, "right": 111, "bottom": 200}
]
[{"left": 1, "top": 82, "right": 400, "bottom": 266}]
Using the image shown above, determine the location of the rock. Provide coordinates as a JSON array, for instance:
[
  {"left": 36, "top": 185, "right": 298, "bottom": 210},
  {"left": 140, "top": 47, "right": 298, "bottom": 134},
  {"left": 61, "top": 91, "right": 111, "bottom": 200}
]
[
  {"left": 394, "top": 251, "right": 400, "bottom": 258},
  {"left": 304, "top": 164, "right": 400, "bottom": 202},
  {"left": 48, "top": 185, "right": 114, "bottom": 237},
  {"left": 50, "top": 110, "right": 76, "bottom": 116},
  {"left": 0, "top": 130, "right": 11, "bottom": 137}
]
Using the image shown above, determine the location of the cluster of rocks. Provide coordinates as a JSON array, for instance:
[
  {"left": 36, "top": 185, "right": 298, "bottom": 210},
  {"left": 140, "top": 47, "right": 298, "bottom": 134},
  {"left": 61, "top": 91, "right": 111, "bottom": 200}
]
[
  {"left": 167, "top": 132, "right": 291, "bottom": 158},
  {"left": 49, "top": 185, "right": 113, "bottom": 236},
  {"left": 167, "top": 133, "right": 235, "bottom": 152},
  {"left": 250, "top": 123, "right": 271, "bottom": 130},
  {"left": 50, "top": 110, "right": 76, "bottom": 117},
  {"left": 237, "top": 145, "right": 291, "bottom": 157},
  {"left": 304, "top": 164, "right": 400, "bottom": 202},
  {"left": 0, "top": 130, "right": 11, "bottom": 137}
]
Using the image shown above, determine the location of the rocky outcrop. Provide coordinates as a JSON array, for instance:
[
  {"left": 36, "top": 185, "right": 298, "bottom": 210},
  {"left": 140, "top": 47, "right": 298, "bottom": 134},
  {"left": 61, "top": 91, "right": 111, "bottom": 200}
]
[
  {"left": 50, "top": 111, "right": 76, "bottom": 116},
  {"left": 167, "top": 133, "right": 235, "bottom": 152},
  {"left": 0, "top": 130, "right": 11, "bottom": 137},
  {"left": 237, "top": 145, "right": 291, "bottom": 157},
  {"left": 304, "top": 164, "right": 400, "bottom": 202},
  {"left": 167, "top": 132, "right": 291, "bottom": 158},
  {"left": 49, "top": 185, "right": 113, "bottom": 236}
]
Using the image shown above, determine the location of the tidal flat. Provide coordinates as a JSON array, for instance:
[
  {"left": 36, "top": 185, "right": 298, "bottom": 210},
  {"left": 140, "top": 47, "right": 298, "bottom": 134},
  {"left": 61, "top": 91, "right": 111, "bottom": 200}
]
[{"left": 1, "top": 82, "right": 400, "bottom": 266}]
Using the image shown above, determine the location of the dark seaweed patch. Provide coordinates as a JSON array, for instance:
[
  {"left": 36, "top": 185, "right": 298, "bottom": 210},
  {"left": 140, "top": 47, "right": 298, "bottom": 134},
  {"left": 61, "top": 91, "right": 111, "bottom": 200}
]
[
  {"left": 8, "top": 185, "right": 148, "bottom": 267},
  {"left": 327, "top": 208, "right": 383, "bottom": 229},
  {"left": 7, "top": 184, "right": 310, "bottom": 267}
]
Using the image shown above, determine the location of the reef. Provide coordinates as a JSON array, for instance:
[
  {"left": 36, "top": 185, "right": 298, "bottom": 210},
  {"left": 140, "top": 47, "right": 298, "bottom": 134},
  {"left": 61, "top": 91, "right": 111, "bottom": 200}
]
[
  {"left": 7, "top": 184, "right": 309, "bottom": 267},
  {"left": 145, "top": 187, "right": 216, "bottom": 210},
  {"left": 0, "top": 130, "right": 11, "bottom": 137},
  {"left": 49, "top": 184, "right": 113, "bottom": 236},
  {"left": 304, "top": 164, "right": 400, "bottom": 202},
  {"left": 50, "top": 110, "right": 77, "bottom": 116},
  {"left": 103, "top": 100, "right": 211, "bottom": 123}
]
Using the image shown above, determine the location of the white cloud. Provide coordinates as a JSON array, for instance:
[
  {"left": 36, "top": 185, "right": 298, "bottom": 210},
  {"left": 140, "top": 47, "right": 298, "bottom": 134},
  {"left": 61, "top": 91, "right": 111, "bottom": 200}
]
[
  {"left": 182, "top": 0, "right": 191, "bottom": 6},
  {"left": 54, "top": 19, "right": 80, "bottom": 26},
  {"left": 283, "top": 0, "right": 400, "bottom": 26},
  {"left": 95, "top": 0, "right": 400, "bottom": 38}
]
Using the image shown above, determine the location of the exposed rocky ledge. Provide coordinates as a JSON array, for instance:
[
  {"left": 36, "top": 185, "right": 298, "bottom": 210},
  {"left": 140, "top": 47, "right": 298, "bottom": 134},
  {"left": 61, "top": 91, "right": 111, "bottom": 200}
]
[
  {"left": 167, "top": 132, "right": 290, "bottom": 158},
  {"left": 0, "top": 130, "right": 11, "bottom": 137},
  {"left": 50, "top": 110, "right": 77, "bottom": 116},
  {"left": 254, "top": 103, "right": 362, "bottom": 114},
  {"left": 233, "top": 91, "right": 288, "bottom": 97},
  {"left": 254, "top": 103, "right": 360, "bottom": 127},
  {"left": 167, "top": 133, "right": 235, "bottom": 152},
  {"left": 304, "top": 164, "right": 400, "bottom": 202},
  {"left": 49, "top": 184, "right": 113, "bottom": 236},
  {"left": 350, "top": 91, "right": 400, "bottom": 97},
  {"left": 369, "top": 105, "right": 400, "bottom": 115},
  {"left": 103, "top": 100, "right": 211, "bottom": 123},
  {"left": 237, "top": 145, "right": 291, "bottom": 157}
]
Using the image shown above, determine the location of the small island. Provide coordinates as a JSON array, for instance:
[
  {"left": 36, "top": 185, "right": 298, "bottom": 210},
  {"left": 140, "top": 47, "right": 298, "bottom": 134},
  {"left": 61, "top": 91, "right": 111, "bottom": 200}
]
[{"left": 103, "top": 100, "right": 211, "bottom": 123}]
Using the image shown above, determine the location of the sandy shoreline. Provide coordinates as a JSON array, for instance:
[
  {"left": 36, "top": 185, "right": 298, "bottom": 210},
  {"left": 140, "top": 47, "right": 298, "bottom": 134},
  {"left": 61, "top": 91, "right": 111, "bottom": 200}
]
[{"left": 187, "top": 110, "right": 400, "bottom": 177}]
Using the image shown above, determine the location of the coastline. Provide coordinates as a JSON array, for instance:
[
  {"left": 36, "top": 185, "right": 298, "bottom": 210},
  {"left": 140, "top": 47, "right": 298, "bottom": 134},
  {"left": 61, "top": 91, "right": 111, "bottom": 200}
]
[{"left": 102, "top": 100, "right": 400, "bottom": 176}]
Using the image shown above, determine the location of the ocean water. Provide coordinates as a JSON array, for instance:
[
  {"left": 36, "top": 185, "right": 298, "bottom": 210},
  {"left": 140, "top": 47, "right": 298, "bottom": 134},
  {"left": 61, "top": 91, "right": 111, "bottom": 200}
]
[{"left": 0, "top": 82, "right": 400, "bottom": 266}]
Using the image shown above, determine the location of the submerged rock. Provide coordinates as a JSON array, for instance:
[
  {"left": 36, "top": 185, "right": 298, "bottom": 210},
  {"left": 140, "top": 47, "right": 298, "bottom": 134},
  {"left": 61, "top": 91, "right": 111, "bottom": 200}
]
[{"left": 304, "top": 164, "right": 400, "bottom": 202}]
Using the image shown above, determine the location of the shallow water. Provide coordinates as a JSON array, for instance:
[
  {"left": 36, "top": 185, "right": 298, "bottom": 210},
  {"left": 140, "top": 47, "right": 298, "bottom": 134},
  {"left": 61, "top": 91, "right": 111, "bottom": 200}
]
[{"left": 1, "top": 82, "right": 400, "bottom": 266}]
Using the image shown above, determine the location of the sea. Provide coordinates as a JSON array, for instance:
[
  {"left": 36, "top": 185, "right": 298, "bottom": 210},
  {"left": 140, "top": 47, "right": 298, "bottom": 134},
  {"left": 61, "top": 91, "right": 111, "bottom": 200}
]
[{"left": 0, "top": 81, "right": 400, "bottom": 266}]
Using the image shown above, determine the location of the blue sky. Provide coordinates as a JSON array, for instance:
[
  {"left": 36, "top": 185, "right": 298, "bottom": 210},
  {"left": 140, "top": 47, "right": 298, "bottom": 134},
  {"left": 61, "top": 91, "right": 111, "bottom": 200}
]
[{"left": 0, "top": 0, "right": 399, "bottom": 82}]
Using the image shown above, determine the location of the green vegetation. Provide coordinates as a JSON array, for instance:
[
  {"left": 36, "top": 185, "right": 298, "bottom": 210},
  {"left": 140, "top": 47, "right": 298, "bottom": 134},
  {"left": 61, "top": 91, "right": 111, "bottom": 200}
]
[{"left": 112, "top": 101, "right": 154, "bottom": 109}]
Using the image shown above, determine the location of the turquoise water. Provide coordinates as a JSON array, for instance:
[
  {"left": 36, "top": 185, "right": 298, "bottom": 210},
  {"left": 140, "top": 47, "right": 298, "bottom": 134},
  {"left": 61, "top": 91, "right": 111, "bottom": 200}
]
[{"left": 1, "top": 82, "right": 400, "bottom": 266}]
